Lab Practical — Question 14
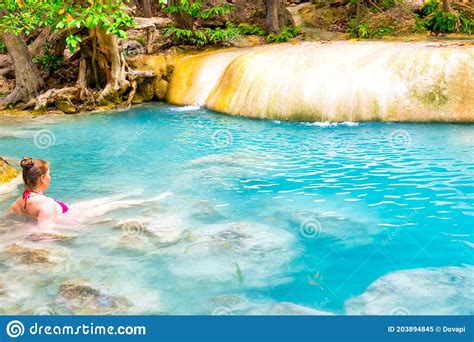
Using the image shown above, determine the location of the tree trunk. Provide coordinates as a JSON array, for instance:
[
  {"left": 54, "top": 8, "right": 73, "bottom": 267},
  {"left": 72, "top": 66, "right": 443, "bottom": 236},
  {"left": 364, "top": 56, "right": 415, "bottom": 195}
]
[
  {"left": 28, "top": 27, "right": 51, "bottom": 57},
  {"left": 356, "top": 0, "right": 362, "bottom": 26},
  {"left": 142, "top": 0, "right": 154, "bottom": 53},
  {"left": 48, "top": 30, "right": 68, "bottom": 58},
  {"left": 169, "top": 0, "right": 195, "bottom": 30},
  {"left": 442, "top": 0, "right": 452, "bottom": 13},
  {"left": 142, "top": 0, "right": 152, "bottom": 18},
  {"left": 0, "top": 31, "right": 44, "bottom": 106},
  {"left": 94, "top": 29, "right": 130, "bottom": 102},
  {"left": 265, "top": 0, "right": 280, "bottom": 34}
]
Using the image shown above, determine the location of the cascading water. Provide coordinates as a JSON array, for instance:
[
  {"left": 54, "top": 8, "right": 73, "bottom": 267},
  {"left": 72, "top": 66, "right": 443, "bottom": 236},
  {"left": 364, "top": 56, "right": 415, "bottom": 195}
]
[{"left": 167, "top": 41, "right": 474, "bottom": 122}]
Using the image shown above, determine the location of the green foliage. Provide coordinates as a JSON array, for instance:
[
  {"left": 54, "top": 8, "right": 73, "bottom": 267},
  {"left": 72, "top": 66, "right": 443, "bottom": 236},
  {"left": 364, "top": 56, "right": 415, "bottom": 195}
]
[
  {"left": 424, "top": 11, "right": 457, "bottom": 32},
  {"left": 160, "top": 0, "right": 238, "bottom": 46},
  {"left": 0, "top": 40, "right": 6, "bottom": 54},
  {"left": 266, "top": 26, "right": 301, "bottom": 43},
  {"left": 0, "top": 0, "right": 136, "bottom": 53},
  {"left": 163, "top": 24, "right": 240, "bottom": 46},
  {"left": 233, "top": 23, "right": 266, "bottom": 36},
  {"left": 460, "top": 14, "right": 474, "bottom": 34},
  {"left": 33, "top": 40, "right": 62, "bottom": 70},
  {"left": 164, "top": 21, "right": 301, "bottom": 47},
  {"left": 207, "top": 25, "right": 240, "bottom": 44},
  {"left": 382, "top": 0, "right": 396, "bottom": 10},
  {"left": 160, "top": 0, "right": 233, "bottom": 21},
  {"left": 348, "top": 20, "right": 395, "bottom": 38},
  {"left": 57, "top": 1, "right": 135, "bottom": 52},
  {"left": 422, "top": 0, "right": 439, "bottom": 16},
  {"left": 161, "top": 1, "right": 299, "bottom": 46},
  {"left": 417, "top": 0, "right": 474, "bottom": 34},
  {"left": 34, "top": 53, "right": 62, "bottom": 71},
  {"left": 0, "top": 0, "right": 62, "bottom": 35}
]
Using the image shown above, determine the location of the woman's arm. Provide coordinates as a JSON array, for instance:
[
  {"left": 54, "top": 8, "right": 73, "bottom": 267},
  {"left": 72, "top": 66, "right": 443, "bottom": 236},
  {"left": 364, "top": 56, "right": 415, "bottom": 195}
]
[{"left": 8, "top": 198, "right": 20, "bottom": 217}]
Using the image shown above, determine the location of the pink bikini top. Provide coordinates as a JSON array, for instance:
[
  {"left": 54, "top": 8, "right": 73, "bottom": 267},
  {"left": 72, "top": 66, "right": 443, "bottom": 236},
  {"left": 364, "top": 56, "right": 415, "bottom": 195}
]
[{"left": 22, "top": 190, "right": 69, "bottom": 214}]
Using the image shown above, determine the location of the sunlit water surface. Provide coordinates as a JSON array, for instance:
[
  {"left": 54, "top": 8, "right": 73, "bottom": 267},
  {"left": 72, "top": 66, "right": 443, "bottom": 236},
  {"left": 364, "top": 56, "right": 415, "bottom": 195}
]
[{"left": 0, "top": 105, "right": 472, "bottom": 315}]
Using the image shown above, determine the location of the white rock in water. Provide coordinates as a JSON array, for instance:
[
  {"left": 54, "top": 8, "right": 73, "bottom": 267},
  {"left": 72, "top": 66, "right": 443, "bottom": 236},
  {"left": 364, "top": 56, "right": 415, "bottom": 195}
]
[
  {"left": 250, "top": 302, "right": 334, "bottom": 315},
  {"left": 212, "top": 295, "right": 334, "bottom": 315},
  {"left": 344, "top": 266, "right": 474, "bottom": 315},
  {"left": 167, "top": 221, "right": 300, "bottom": 288}
]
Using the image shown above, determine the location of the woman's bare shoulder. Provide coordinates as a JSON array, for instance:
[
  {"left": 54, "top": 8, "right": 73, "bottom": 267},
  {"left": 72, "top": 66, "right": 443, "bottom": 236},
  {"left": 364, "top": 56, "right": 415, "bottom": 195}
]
[{"left": 10, "top": 196, "right": 23, "bottom": 214}]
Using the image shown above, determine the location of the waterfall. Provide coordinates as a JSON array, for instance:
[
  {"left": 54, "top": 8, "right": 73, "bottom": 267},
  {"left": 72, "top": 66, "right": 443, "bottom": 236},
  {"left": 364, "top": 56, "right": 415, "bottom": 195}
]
[{"left": 167, "top": 41, "right": 474, "bottom": 122}]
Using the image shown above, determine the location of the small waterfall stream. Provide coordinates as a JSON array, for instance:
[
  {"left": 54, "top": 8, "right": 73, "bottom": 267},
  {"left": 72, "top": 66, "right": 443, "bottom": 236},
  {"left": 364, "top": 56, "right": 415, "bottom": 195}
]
[{"left": 168, "top": 41, "right": 474, "bottom": 122}]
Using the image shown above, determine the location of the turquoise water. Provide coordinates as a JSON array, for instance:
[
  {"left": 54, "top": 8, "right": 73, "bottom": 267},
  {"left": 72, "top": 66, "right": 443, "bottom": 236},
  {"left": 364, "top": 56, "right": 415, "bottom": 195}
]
[{"left": 0, "top": 104, "right": 473, "bottom": 315}]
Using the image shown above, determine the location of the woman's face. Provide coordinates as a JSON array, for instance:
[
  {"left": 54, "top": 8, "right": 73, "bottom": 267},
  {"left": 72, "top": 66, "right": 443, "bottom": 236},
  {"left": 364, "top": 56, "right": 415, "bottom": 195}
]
[{"left": 39, "top": 166, "right": 51, "bottom": 190}]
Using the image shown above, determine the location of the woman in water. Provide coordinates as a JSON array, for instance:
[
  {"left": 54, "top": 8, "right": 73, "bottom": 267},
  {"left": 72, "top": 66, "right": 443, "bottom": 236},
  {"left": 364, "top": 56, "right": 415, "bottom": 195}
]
[{"left": 9, "top": 157, "right": 68, "bottom": 227}]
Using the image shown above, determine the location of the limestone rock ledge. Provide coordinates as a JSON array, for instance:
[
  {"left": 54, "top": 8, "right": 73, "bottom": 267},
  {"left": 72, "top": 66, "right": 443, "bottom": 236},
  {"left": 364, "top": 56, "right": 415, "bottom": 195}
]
[{"left": 0, "top": 157, "right": 19, "bottom": 184}]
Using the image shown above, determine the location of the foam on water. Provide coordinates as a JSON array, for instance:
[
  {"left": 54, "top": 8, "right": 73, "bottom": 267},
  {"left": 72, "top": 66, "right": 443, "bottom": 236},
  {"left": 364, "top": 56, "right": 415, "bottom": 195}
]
[{"left": 170, "top": 105, "right": 203, "bottom": 112}]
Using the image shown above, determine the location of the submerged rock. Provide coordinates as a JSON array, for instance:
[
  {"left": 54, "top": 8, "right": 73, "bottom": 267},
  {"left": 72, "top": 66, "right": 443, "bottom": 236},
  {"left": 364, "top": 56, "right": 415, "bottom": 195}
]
[
  {"left": 4, "top": 243, "right": 51, "bottom": 265},
  {"left": 167, "top": 221, "right": 299, "bottom": 288},
  {"left": 345, "top": 266, "right": 474, "bottom": 315},
  {"left": 116, "top": 220, "right": 190, "bottom": 249},
  {"left": 25, "top": 232, "right": 75, "bottom": 243},
  {"left": 212, "top": 295, "right": 334, "bottom": 315},
  {"left": 58, "top": 281, "right": 132, "bottom": 314}
]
